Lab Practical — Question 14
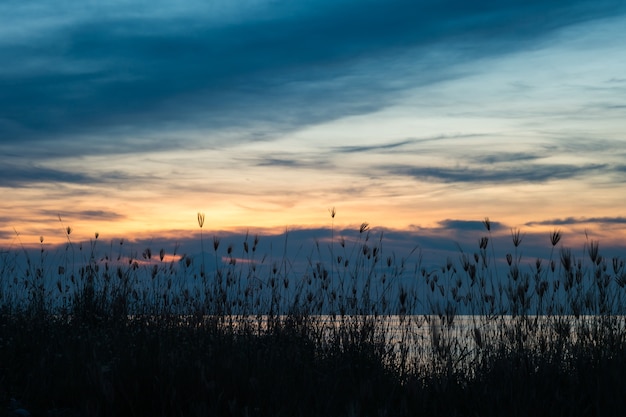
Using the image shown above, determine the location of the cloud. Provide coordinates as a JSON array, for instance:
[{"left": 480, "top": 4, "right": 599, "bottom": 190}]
[
  {"left": 1, "top": 0, "right": 623, "bottom": 152},
  {"left": 37, "top": 209, "right": 126, "bottom": 221},
  {"left": 254, "top": 158, "right": 306, "bottom": 168},
  {"left": 250, "top": 155, "right": 334, "bottom": 169},
  {"left": 329, "top": 134, "right": 491, "bottom": 156},
  {"left": 438, "top": 219, "right": 503, "bottom": 232},
  {"left": 0, "top": 230, "right": 13, "bottom": 243},
  {"left": 0, "top": 163, "right": 140, "bottom": 188},
  {"left": 0, "top": 163, "right": 95, "bottom": 187},
  {"left": 525, "top": 217, "right": 626, "bottom": 226},
  {"left": 472, "top": 152, "right": 544, "bottom": 165},
  {"left": 388, "top": 163, "right": 607, "bottom": 184},
  {"left": 333, "top": 139, "right": 419, "bottom": 154}
]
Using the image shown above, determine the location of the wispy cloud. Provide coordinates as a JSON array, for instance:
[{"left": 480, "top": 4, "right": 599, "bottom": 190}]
[
  {"left": 0, "top": 164, "right": 95, "bottom": 187},
  {"left": 437, "top": 219, "right": 503, "bottom": 232},
  {"left": 38, "top": 209, "right": 126, "bottom": 221},
  {"left": 471, "top": 152, "right": 544, "bottom": 165},
  {"left": 1, "top": 0, "right": 623, "bottom": 150},
  {"left": 388, "top": 163, "right": 607, "bottom": 184},
  {"left": 333, "top": 139, "right": 418, "bottom": 154},
  {"left": 330, "top": 134, "right": 491, "bottom": 156},
  {"left": 0, "top": 163, "right": 142, "bottom": 188},
  {"left": 249, "top": 155, "right": 334, "bottom": 169},
  {"left": 526, "top": 217, "right": 626, "bottom": 226},
  {"left": 0, "top": 227, "right": 14, "bottom": 243}
]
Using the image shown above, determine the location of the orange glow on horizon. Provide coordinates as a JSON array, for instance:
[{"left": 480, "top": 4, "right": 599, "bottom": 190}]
[
  {"left": 4, "top": 201, "right": 626, "bottom": 253},
  {"left": 2, "top": 156, "right": 626, "bottom": 249}
]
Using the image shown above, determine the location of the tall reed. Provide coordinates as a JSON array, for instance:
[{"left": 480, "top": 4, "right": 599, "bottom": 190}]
[{"left": 1, "top": 216, "right": 626, "bottom": 416}]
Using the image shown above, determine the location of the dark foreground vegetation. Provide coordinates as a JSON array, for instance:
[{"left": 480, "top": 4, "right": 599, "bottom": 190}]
[{"left": 2, "top": 217, "right": 626, "bottom": 416}]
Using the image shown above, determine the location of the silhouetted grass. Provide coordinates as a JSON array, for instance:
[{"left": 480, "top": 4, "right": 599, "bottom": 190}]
[{"left": 1, "top": 216, "right": 626, "bottom": 416}]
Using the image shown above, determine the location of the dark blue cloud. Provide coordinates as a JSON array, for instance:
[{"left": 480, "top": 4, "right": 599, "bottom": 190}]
[
  {"left": 388, "top": 163, "right": 607, "bottom": 184},
  {"left": 472, "top": 152, "right": 543, "bottom": 165},
  {"left": 0, "top": 230, "right": 12, "bottom": 243},
  {"left": 0, "top": 162, "right": 138, "bottom": 187},
  {"left": 250, "top": 155, "right": 333, "bottom": 169},
  {"left": 333, "top": 139, "right": 418, "bottom": 154},
  {"left": 438, "top": 219, "right": 503, "bottom": 232},
  {"left": 0, "top": 163, "right": 95, "bottom": 187},
  {"left": 525, "top": 217, "right": 626, "bottom": 226},
  {"left": 1, "top": 0, "right": 623, "bottom": 151},
  {"left": 37, "top": 209, "right": 126, "bottom": 221},
  {"left": 331, "top": 134, "right": 489, "bottom": 155}
]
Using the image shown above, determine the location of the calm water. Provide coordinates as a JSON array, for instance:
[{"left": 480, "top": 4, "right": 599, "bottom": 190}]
[{"left": 190, "top": 314, "right": 623, "bottom": 367}]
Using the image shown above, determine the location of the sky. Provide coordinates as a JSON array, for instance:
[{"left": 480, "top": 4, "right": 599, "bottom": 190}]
[{"left": 2, "top": 0, "right": 626, "bottom": 265}]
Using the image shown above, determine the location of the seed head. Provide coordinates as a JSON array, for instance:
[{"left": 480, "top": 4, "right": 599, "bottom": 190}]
[
  {"left": 612, "top": 257, "right": 623, "bottom": 274},
  {"left": 588, "top": 240, "right": 600, "bottom": 264},
  {"left": 482, "top": 217, "right": 491, "bottom": 231},
  {"left": 399, "top": 287, "right": 408, "bottom": 306},
  {"left": 510, "top": 228, "right": 523, "bottom": 247},
  {"left": 197, "top": 212, "right": 205, "bottom": 228},
  {"left": 550, "top": 229, "right": 561, "bottom": 247},
  {"left": 560, "top": 248, "right": 572, "bottom": 272}
]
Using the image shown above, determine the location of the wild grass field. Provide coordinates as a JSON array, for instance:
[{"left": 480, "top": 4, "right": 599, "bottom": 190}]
[{"left": 1, "top": 215, "right": 626, "bottom": 416}]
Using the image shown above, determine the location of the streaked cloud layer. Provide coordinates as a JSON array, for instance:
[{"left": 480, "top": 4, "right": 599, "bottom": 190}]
[{"left": 1, "top": 0, "right": 625, "bottom": 251}]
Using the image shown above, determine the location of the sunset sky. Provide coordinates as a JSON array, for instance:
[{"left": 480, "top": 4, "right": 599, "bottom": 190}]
[{"left": 2, "top": 0, "right": 626, "bottom": 260}]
